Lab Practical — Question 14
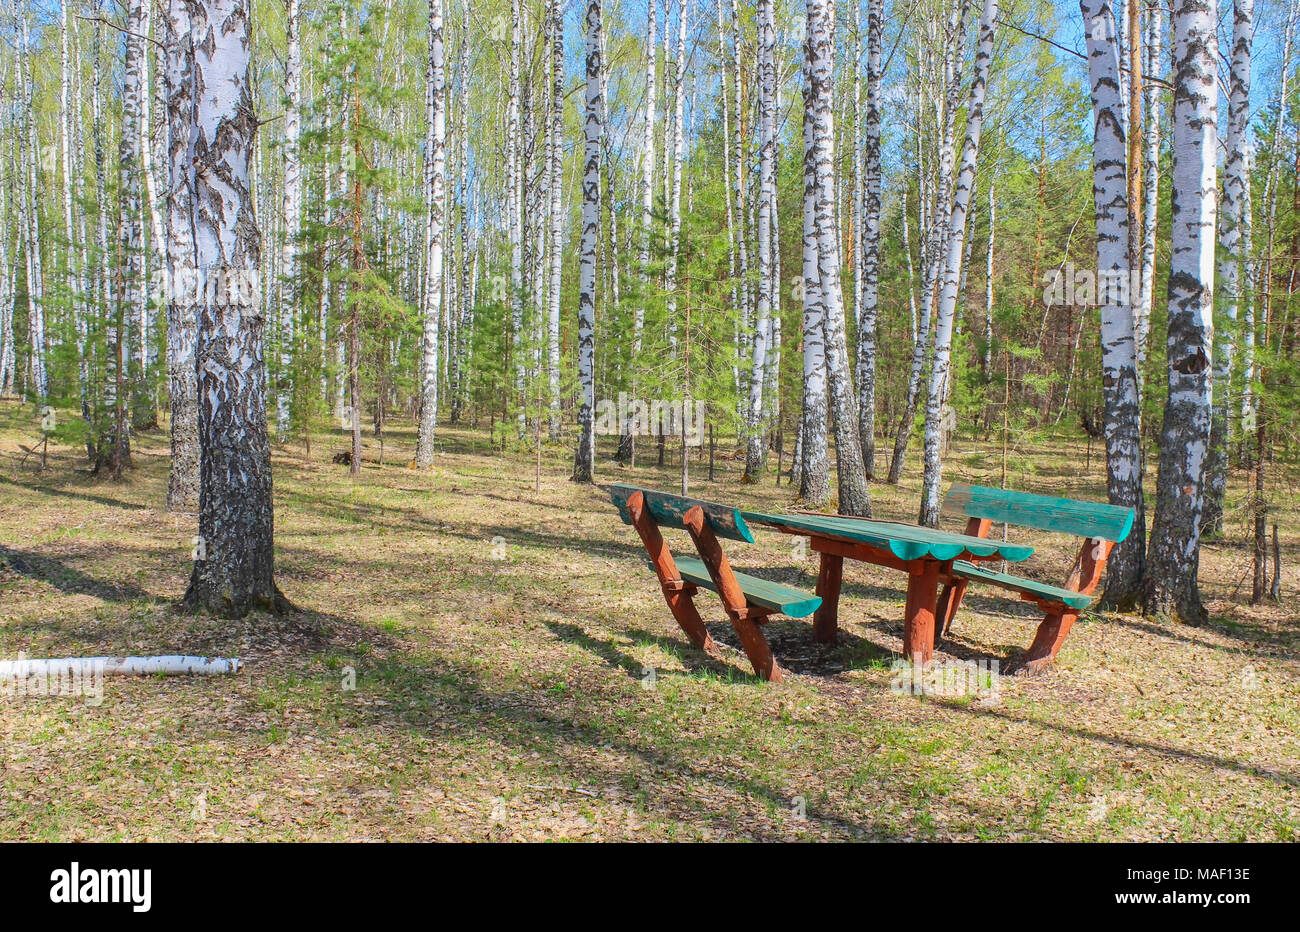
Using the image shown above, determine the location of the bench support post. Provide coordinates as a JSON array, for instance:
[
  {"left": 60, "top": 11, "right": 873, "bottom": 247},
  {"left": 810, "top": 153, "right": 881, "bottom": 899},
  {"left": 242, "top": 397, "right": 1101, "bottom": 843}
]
[
  {"left": 936, "top": 517, "right": 990, "bottom": 641},
  {"left": 626, "top": 492, "right": 717, "bottom": 653},
  {"left": 1021, "top": 537, "right": 1112, "bottom": 672},
  {"left": 813, "top": 552, "right": 843, "bottom": 644},
  {"left": 683, "top": 506, "right": 785, "bottom": 683}
]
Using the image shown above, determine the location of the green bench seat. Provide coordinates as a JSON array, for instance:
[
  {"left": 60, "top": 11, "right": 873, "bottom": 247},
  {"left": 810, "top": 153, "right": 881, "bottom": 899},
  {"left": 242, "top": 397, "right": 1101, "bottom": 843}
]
[
  {"left": 670, "top": 556, "right": 822, "bottom": 619},
  {"left": 949, "top": 560, "right": 1093, "bottom": 611}
]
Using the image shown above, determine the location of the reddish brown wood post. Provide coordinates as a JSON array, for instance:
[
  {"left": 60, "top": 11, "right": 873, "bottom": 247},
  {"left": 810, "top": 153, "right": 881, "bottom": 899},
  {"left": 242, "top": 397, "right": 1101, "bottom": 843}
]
[
  {"left": 682, "top": 505, "right": 785, "bottom": 682},
  {"left": 1021, "top": 537, "right": 1113, "bottom": 672},
  {"left": 902, "top": 560, "right": 942, "bottom": 666},
  {"left": 935, "top": 578, "right": 969, "bottom": 641},
  {"left": 812, "top": 550, "right": 843, "bottom": 644},
  {"left": 626, "top": 492, "right": 716, "bottom": 652},
  {"left": 935, "top": 517, "right": 991, "bottom": 640}
]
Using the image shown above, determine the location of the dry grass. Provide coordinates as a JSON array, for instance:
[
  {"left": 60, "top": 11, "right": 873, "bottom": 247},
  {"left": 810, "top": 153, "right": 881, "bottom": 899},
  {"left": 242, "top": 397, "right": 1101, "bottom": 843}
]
[{"left": 0, "top": 397, "right": 1296, "bottom": 841}]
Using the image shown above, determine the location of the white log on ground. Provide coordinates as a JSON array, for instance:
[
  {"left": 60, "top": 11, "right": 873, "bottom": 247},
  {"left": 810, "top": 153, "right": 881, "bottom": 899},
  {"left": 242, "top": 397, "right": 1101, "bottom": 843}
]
[{"left": 0, "top": 656, "right": 243, "bottom": 678}]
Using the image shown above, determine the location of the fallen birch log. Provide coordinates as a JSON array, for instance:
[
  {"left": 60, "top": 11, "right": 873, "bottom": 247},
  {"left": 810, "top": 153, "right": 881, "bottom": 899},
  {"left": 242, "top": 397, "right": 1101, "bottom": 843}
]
[{"left": 0, "top": 656, "right": 243, "bottom": 677}]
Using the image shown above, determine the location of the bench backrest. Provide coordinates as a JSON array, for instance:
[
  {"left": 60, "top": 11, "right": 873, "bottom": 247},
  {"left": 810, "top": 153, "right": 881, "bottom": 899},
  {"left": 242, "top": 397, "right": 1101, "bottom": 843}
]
[
  {"left": 942, "top": 483, "right": 1134, "bottom": 543},
  {"left": 608, "top": 484, "right": 755, "bottom": 543}
]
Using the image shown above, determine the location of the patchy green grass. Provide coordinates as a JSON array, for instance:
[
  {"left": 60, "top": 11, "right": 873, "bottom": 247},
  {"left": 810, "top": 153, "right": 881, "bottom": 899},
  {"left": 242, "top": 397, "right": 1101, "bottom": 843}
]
[{"left": 0, "top": 397, "right": 1296, "bottom": 841}]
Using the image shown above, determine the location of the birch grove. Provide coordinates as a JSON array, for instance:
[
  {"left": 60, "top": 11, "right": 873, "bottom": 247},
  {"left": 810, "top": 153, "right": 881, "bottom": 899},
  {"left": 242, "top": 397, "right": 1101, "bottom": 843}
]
[{"left": 0, "top": 0, "right": 1294, "bottom": 625}]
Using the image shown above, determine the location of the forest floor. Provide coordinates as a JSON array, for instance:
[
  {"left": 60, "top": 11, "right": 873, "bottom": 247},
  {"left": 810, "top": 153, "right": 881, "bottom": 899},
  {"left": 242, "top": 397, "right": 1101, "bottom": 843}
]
[{"left": 0, "top": 397, "right": 1296, "bottom": 841}]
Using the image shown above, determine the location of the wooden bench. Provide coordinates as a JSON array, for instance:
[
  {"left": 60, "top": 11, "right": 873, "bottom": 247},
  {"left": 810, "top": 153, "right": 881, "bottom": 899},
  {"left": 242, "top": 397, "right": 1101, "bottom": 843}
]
[
  {"left": 609, "top": 484, "right": 821, "bottom": 682},
  {"left": 936, "top": 483, "right": 1135, "bottom": 672}
]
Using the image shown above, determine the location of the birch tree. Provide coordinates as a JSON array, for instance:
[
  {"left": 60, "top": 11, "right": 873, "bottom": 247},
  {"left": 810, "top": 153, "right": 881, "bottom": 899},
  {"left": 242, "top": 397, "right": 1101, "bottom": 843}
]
[
  {"left": 1205, "top": 0, "right": 1254, "bottom": 533},
  {"left": 276, "top": 0, "right": 303, "bottom": 441},
  {"left": 856, "top": 0, "right": 883, "bottom": 475},
  {"left": 573, "top": 0, "right": 603, "bottom": 483},
  {"left": 18, "top": 10, "right": 46, "bottom": 401},
  {"left": 183, "top": 0, "right": 287, "bottom": 618},
  {"left": 416, "top": 0, "right": 447, "bottom": 468},
  {"left": 165, "top": 0, "right": 199, "bottom": 510},
  {"left": 743, "top": 0, "right": 777, "bottom": 482},
  {"left": 1136, "top": 1, "right": 1162, "bottom": 382},
  {"left": 1143, "top": 0, "right": 1218, "bottom": 624},
  {"left": 803, "top": 0, "right": 869, "bottom": 515},
  {"left": 919, "top": 0, "right": 996, "bottom": 528},
  {"left": 546, "top": 0, "right": 564, "bottom": 440},
  {"left": 1080, "top": 0, "right": 1147, "bottom": 608}
]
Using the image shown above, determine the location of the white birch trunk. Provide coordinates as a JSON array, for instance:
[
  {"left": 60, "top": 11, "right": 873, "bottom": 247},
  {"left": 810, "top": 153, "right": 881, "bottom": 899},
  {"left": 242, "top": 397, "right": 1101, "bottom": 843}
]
[
  {"left": 276, "top": 0, "right": 303, "bottom": 441},
  {"left": 1205, "top": 0, "right": 1253, "bottom": 533},
  {"left": 918, "top": 0, "right": 996, "bottom": 527},
  {"left": 508, "top": 1, "right": 525, "bottom": 437},
  {"left": 1143, "top": 0, "right": 1218, "bottom": 623},
  {"left": 664, "top": 0, "right": 688, "bottom": 346},
  {"left": 1136, "top": 1, "right": 1162, "bottom": 385},
  {"left": 416, "top": 0, "right": 447, "bottom": 468},
  {"left": 18, "top": 12, "right": 47, "bottom": 401},
  {"left": 856, "top": 0, "right": 883, "bottom": 475},
  {"left": 183, "top": 0, "right": 285, "bottom": 617},
  {"left": 743, "top": 0, "right": 777, "bottom": 482},
  {"left": 547, "top": 0, "right": 564, "bottom": 440},
  {"left": 573, "top": 0, "right": 603, "bottom": 483},
  {"left": 165, "top": 0, "right": 200, "bottom": 511},
  {"left": 1082, "top": 0, "right": 1147, "bottom": 607}
]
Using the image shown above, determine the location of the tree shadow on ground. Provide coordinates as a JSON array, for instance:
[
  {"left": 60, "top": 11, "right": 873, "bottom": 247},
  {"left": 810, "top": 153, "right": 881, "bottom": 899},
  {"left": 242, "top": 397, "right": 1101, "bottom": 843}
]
[
  {"left": 0, "top": 544, "right": 156, "bottom": 604},
  {"left": 0, "top": 474, "right": 149, "bottom": 511}
]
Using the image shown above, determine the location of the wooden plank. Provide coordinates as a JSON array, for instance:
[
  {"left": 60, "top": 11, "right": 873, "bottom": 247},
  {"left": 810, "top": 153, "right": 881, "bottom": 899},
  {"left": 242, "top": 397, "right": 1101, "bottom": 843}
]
[
  {"left": 609, "top": 484, "right": 754, "bottom": 542},
  {"left": 743, "top": 511, "right": 1032, "bottom": 563},
  {"left": 949, "top": 560, "right": 1093, "bottom": 610},
  {"left": 942, "top": 483, "right": 1134, "bottom": 542},
  {"left": 809, "top": 535, "right": 911, "bottom": 573},
  {"left": 673, "top": 556, "right": 822, "bottom": 619}
]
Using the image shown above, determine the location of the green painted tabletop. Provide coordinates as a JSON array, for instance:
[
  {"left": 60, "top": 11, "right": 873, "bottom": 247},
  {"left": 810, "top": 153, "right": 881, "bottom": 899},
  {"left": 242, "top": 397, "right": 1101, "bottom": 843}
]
[{"left": 741, "top": 511, "right": 1034, "bottom": 563}]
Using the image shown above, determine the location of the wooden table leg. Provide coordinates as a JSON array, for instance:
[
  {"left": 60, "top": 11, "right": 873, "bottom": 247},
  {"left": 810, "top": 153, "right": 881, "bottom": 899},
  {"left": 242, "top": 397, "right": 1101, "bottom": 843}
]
[
  {"left": 935, "top": 577, "right": 969, "bottom": 643},
  {"left": 903, "top": 560, "right": 941, "bottom": 665},
  {"left": 813, "top": 551, "right": 843, "bottom": 644}
]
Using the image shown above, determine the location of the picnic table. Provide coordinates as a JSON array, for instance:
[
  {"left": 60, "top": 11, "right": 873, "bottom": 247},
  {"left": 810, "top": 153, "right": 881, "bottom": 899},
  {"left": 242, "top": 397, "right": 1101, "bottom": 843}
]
[{"left": 741, "top": 510, "right": 1034, "bottom": 665}]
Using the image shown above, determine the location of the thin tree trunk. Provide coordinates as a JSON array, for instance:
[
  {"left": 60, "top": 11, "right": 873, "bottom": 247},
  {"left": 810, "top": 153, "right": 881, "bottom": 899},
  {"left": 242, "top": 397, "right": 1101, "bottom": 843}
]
[
  {"left": 744, "top": 0, "right": 777, "bottom": 482},
  {"left": 165, "top": 0, "right": 199, "bottom": 511},
  {"left": 416, "top": 0, "right": 447, "bottom": 468},
  {"left": 573, "top": 0, "right": 604, "bottom": 483},
  {"left": 856, "top": 0, "right": 883, "bottom": 476},
  {"left": 546, "top": 0, "right": 564, "bottom": 441},
  {"left": 18, "top": 11, "right": 47, "bottom": 401},
  {"left": 1136, "top": 0, "right": 1163, "bottom": 390},
  {"left": 919, "top": 0, "right": 996, "bottom": 527},
  {"left": 275, "top": 0, "right": 303, "bottom": 442},
  {"left": 1205, "top": 0, "right": 1254, "bottom": 533}
]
